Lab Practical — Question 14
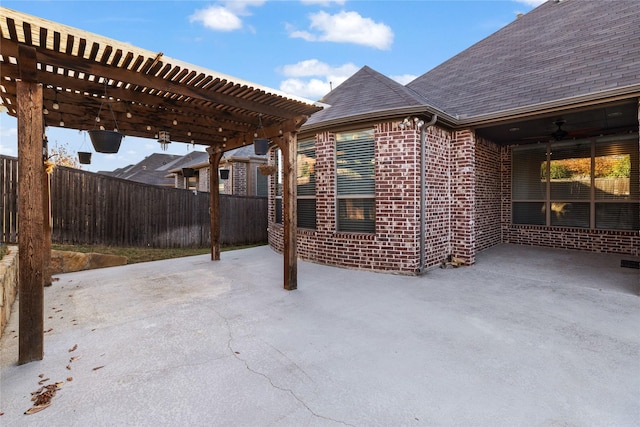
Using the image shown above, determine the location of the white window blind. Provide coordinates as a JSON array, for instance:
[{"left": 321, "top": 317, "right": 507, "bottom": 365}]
[
  {"left": 512, "top": 135, "right": 639, "bottom": 230},
  {"left": 336, "top": 129, "right": 375, "bottom": 232},
  {"left": 297, "top": 139, "right": 316, "bottom": 229},
  {"left": 594, "top": 136, "right": 639, "bottom": 230}
]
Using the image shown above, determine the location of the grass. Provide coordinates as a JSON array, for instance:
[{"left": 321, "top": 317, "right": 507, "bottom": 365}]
[
  {"left": 51, "top": 243, "right": 266, "bottom": 264},
  {"left": 0, "top": 244, "right": 6, "bottom": 259}
]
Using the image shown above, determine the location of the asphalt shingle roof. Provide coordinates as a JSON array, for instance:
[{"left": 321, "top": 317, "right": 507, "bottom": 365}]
[
  {"left": 407, "top": 0, "right": 640, "bottom": 118},
  {"left": 100, "top": 153, "right": 182, "bottom": 186},
  {"left": 305, "top": 66, "right": 425, "bottom": 126}
]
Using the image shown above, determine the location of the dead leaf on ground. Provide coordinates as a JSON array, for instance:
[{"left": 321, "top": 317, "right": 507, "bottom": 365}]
[
  {"left": 25, "top": 402, "right": 51, "bottom": 415},
  {"left": 66, "top": 377, "right": 73, "bottom": 382},
  {"left": 26, "top": 382, "right": 63, "bottom": 415},
  {"left": 92, "top": 366, "right": 104, "bottom": 371},
  {"left": 69, "top": 355, "right": 81, "bottom": 362},
  {"left": 68, "top": 344, "right": 78, "bottom": 353}
]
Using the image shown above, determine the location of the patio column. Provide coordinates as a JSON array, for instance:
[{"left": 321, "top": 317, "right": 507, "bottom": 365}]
[
  {"left": 277, "top": 131, "right": 298, "bottom": 290},
  {"left": 16, "top": 47, "right": 46, "bottom": 363},
  {"left": 43, "top": 137, "right": 52, "bottom": 287},
  {"left": 207, "top": 146, "right": 223, "bottom": 261}
]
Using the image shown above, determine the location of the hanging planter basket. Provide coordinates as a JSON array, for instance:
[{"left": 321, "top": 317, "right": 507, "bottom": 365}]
[
  {"left": 78, "top": 151, "right": 92, "bottom": 165},
  {"left": 182, "top": 167, "right": 195, "bottom": 178},
  {"left": 89, "top": 130, "right": 124, "bottom": 154},
  {"left": 219, "top": 169, "right": 230, "bottom": 180},
  {"left": 258, "top": 164, "right": 277, "bottom": 176},
  {"left": 253, "top": 138, "right": 270, "bottom": 155}
]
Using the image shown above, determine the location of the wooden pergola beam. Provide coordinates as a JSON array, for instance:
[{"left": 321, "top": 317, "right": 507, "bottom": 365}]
[
  {"left": 17, "top": 44, "right": 46, "bottom": 364},
  {"left": 3, "top": 43, "right": 301, "bottom": 120},
  {"left": 207, "top": 147, "right": 223, "bottom": 261},
  {"left": 276, "top": 131, "right": 299, "bottom": 291}
]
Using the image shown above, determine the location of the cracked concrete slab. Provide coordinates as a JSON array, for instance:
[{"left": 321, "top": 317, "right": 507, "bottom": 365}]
[{"left": 1, "top": 243, "right": 638, "bottom": 426}]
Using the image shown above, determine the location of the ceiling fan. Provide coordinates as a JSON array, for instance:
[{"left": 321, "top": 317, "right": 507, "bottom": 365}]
[
  {"left": 551, "top": 120, "right": 568, "bottom": 141},
  {"left": 520, "top": 119, "right": 599, "bottom": 142}
]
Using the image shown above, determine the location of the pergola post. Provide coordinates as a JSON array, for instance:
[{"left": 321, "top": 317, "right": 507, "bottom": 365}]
[
  {"left": 16, "top": 78, "right": 46, "bottom": 364},
  {"left": 280, "top": 131, "right": 298, "bottom": 291},
  {"left": 43, "top": 137, "right": 52, "bottom": 287},
  {"left": 207, "top": 147, "right": 223, "bottom": 261}
]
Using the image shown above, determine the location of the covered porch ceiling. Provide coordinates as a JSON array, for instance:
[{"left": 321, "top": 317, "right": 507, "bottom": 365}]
[
  {"left": 0, "top": 7, "right": 323, "bottom": 151},
  {"left": 473, "top": 98, "right": 638, "bottom": 145}
]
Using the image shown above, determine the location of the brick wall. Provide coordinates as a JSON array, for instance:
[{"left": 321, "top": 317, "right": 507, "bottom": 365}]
[
  {"left": 450, "top": 130, "right": 476, "bottom": 264},
  {"left": 268, "top": 122, "right": 467, "bottom": 274},
  {"left": 267, "top": 119, "right": 638, "bottom": 275},
  {"left": 233, "top": 162, "right": 247, "bottom": 196},
  {"left": 474, "top": 135, "right": 502, "bottom": 252},
  {"left": 197, "top": 167, "right": 210, "bottom": 192},
  {"left": 423, "top": 126, "right": 453, "bottom": 268}
]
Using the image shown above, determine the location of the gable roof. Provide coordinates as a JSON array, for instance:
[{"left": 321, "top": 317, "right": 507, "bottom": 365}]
[
  {"left": 164, "top": 151, "right": 210, "bottom": 171},
  {"left": 222, "top": 145, "right": 265, "bottom": 160},
  {"left": 407, "top": 0, "right": 640, "bottom": 119},
  {"left": 100, "top": 153, "right": 182, "bottom": 186},
  {"left": 305, "top": 66, "right": 425, "bottom": 126}
]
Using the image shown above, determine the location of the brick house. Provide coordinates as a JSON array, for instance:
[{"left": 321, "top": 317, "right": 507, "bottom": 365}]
[
  {"left": 267, "top": 0, "right": 640, "bottom": 274},
  {"left": 169, "top": 147, "right": 267, "bottom": 196}
]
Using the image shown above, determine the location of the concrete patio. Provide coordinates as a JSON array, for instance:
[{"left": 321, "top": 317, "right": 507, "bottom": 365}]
[{"left": 1, "top": 243, "right": 638, "bottom": 426}]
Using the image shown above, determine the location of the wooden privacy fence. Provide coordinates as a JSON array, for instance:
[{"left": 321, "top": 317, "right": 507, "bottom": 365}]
[{"left": 0, "top": 155, "right": 267, "bottom": 247}]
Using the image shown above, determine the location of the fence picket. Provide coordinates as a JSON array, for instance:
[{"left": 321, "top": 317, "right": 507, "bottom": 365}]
[{"left": 0, "top": 155, "right": 267, "bottom": 247}]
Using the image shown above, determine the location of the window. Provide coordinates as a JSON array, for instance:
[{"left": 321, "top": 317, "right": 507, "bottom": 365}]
[
  {"left": 336, "top": 129, "right": 375, "bottom": 232},
  {"left": 297, "top": 139, "right": 316, "bottom": 229},
  {"left": 256, "top": 166, "right": 268, "bottom": 197},
  {"left": 512, "top": 135, "right": 639, "bottom": 230}
]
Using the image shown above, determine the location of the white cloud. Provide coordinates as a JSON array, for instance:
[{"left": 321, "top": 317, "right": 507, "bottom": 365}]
[
  {"left": 300, "top": 0, "right": 346, "bottom": 5},
  {"left": 190, "top": 6, "right": 242, "bottom": 31},
  {"left": 390, "top": 74, "right": 418, "bottom": 85},
  {"left": 190, "top": 1, "right": 266, "bottom": 32},
  {"left": 288, "top": 10, "right": 393, "bottom": 50},
  {"left": 514, "top": 0, "right": 546, "bottom": 7},
  {"left": 278, "top": 59, "right": 359, "bottom": 99}
]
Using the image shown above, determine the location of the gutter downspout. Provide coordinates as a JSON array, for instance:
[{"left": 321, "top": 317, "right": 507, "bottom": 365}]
[{"left": 418, "top": 113, "right": 438, "bottom": 274}]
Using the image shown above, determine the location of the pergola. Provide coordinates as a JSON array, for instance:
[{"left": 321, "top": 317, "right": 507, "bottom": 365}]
[{"left": 0, "top": 7, "right": 323, "bottom": 364}]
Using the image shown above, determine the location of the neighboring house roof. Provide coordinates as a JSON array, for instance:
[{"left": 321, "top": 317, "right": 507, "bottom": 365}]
[
  {"left": 165, "top": 147, "right": 266, "bottom": 176},
  {"left": 222, "top": 145, "right": 266, "bottom": 160},
  {"left": 406, "top": 0, "right": 640, "bottom": 119},
  {"left": 99, "top": 153, "right": 182, "bottom": 186},
  {"left": 166, "top": 151, "right": 210, "bottom": 170},
  {"left": 305, "top": 66, "right": 425, "bottom": 127}
]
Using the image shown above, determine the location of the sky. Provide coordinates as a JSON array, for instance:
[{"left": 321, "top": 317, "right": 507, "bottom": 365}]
[{"left": 0, "top": 0, "right": 545, "bottom": 172}]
